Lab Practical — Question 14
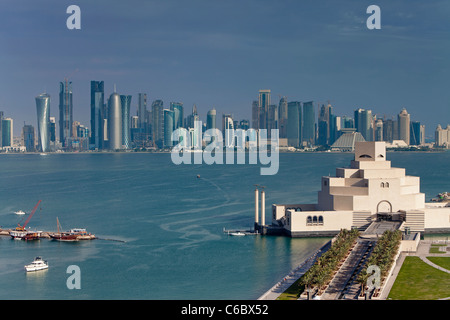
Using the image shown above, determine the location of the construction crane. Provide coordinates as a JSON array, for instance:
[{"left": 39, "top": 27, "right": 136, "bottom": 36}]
[{"left": 16, "top": 200, "right": 42, "bottom": 231}]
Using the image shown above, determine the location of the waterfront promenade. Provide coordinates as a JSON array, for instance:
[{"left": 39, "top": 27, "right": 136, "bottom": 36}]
[
  {"left": 259, "top": 239, "right": 450, "bottom": 300},
  {"left": 257, "top": 241, "right": 331, "bottom": 300}
]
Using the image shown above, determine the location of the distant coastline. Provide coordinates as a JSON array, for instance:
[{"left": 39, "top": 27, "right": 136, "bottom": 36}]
[{"left": 0, "top": 148, "right": 448, "bottom": 155}]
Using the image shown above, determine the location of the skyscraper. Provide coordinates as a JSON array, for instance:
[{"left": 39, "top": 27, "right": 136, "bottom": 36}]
[
  {"left": 302, "top": 101, "right": 315, "bottom": 146},
  {"left": 287, "top": 101, "right": 301, "bottom": 148},
  {"left": 375, "top": 119, "right": 384, "bottom": 141},
  {"left": 318, "top": 103, "right": 332, "bottom": 146},
  {"left": 90, "top": 81, "right": 104, "bottom": 150},
  {"left": 163, "top": 109, "right": 174, "bottom": 148},
  {"left": 354, "top": 108, "right": 373, "bottom": 141},
  {"left": 207, "top": 108, "right": 217, "bottom": 130},
  {"left": 1, "top": 117, "right": 13, "bottom": 147},
  {"left": 267, "top": 104, "right": 278, "bottom": 134},
  {"left": 398, "top": 108, "right": 410, "bottom": 145},
  {"left": 251, "top": 100, "right": 259, "bottom": 130},
  {"left": 278, "top": 97, "right": 288, "bottom": 139},
  {"left": 138, "top": 93, "right": 147, "bottom": 132},
  {"left": 108, "top": 92, "right": 122, "bottom": 150},
  {"left": 120, "top": 95, "right": 132, "bottom": 149},
  {"left": 222, "top": 114, "right": 234, "bottom": 147},
  {"left": 0, "top": 111, "right": 3, "bottom": 149},
  {"left": 59, "top": 79, "right": 73, "bottom": 147},
  {"left": 170, "top": 102, "right": 183, "bottom": 130},
  {"left": 151, "top": 99, "right": 164, "bottom": 148},
  {"left": 23, "top": 124, "right": 35, "bottom": 152},
  {"left": 258, "top": 90, "right": 270, "bottom": 129},
  {"left": 410, "top": 121, "right": 421, "bottom": 146},
  {"left": 35, "top": 93, "right": 51, "bottom": 152}
]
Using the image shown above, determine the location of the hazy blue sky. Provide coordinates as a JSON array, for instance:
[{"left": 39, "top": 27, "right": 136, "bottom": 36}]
[{"left": 1, "top": 0, "right": 449, "bottom": 137}]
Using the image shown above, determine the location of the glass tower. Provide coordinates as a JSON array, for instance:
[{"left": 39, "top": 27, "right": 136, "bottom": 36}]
[
  {"left": 302, "top": 101, "right": 315, "bottom": 146},
  {"left": 287, "top": 101, "right": 301, "bottom": 148},
  {"left": 120, "top": 95, "right": 132, "bottom": 149},
  {"left": 108, "top": 92, "right": 122, "bottom": 150},
  {"left": 152, "top": 100, "right": 164, "bottom": 148},
  {"left": 1, "top": 118, "right": 13, "bottom": 147},
  {"left": 207, "top": 108, "right": 217, "bottom": 130},
  {"left": 163, "top": 109, "right": 174, "bottom": 148},
  {"left": 170, "top": 102, "right": 184, "bottom": 130},
  {"left": 36, "top": 93, "right": 51, "bottom": 152},
  {"left": 90, "top": 81, "right": 104, "bottom": 150},
  {"left": 59, "top": 79, "right": 73, "bottom": 147}
]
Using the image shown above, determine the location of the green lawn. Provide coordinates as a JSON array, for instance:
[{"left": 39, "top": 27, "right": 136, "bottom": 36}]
[
  {"left": 429, "top": 244, "right": 447, "bottom": 254},
  {"left": 388, "top": 256, "right": 450, "bottom": 300},
  {"left": 276, "top": 277, "right": 304, "bottom": 300},
  {"left": 427, "top": 257, "right": 450, "bottom": 271}
]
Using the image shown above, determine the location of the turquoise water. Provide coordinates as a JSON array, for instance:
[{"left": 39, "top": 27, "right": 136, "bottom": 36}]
[{"left": 0, "top": 151, "right": 449, "bottom": 299}]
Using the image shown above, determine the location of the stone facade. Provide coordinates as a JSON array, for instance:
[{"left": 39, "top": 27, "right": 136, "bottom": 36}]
[{"left": 272, "top": 141, "right": 450, "bottom": 237}]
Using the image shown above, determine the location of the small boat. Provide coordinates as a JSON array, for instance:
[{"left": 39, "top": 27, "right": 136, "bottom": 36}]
[
  {"left": 10, "top": 230, "right": 42, "bottom": 240},
  {"left": 197, "top": 174, "right": 201, "bottom": 179},
  {"left": 229, "top": 231, "right": 246, "bottom": 236},
  {"left": 50, "top": 218, "right": 95, "bottom": 241},
  {"left": 25, "top": 257, "right": 48, "bottom": 272},
  {"left": 50, "top": 232, "right": 79, "bottom": 242},
  {"left": 14, "top": 210, "right": 26, "bottom": 215}
]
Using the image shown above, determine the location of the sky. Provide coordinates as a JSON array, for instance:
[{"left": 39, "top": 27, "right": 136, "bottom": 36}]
[{"left": 0, "top": 0, "right": 449, "bottom": 137}]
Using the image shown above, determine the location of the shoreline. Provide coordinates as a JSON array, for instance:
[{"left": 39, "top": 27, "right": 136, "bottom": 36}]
[{"left": 0, "top": 149, "right": 448, "bottom": 155}]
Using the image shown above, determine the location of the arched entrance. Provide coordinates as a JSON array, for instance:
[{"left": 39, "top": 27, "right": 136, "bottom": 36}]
[{"left": 377, "top": 200, "right": 392, "bottom": 213}]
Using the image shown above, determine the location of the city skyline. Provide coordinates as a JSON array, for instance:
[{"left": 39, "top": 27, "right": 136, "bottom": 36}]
[{"left": 1, "top": 1, "right": 450, "bottom": 137}]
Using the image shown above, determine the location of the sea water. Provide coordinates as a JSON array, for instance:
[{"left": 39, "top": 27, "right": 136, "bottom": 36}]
[{"left": 0, "top": 151, "right": 448, "bottom": 299}]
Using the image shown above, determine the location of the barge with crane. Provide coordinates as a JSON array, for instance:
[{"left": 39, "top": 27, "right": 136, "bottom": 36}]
[{"left": 0, "top": 200, "right": 96, "bottom": 241}]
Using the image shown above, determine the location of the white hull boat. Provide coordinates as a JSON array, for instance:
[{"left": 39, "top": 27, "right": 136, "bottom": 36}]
[{"left": 25, "top": 257, "right": 48, "bottom": 272}]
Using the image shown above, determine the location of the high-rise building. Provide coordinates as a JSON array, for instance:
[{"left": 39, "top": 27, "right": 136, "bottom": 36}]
[
  {"left": 258, "top": 90, "right": 270, "bottom": 129},
  {"left": 151, "top": 99, "right": 164, "bottom": 148},
  {"left": 398, "top": 108, "right": 410, "bottom": 145},
  {"left": 23, "top": 124, "right": 35, "bottom": 152},
  {"left": 318, "top": 103, "right": 332, "bottom": 146},
  {"left": 222, "top": 114, "right": 234, "bottom": 147},
  {"left": 410, "top": 121, "right": 423, "bottom": 146},
  {"left": 163, "top": 109, "right": 174, "bottom": 148},
  {"left": 435, "top": 124, "right": 450, "bottom": 147},
  {"left": 267, "top": 104, "right": 278, "bottom": 134},
  {"left": 287, "top": 101, "right": 301, "bottom": 148},
  {"left": 35, "top": 93, "right": 51, "bottom": 152},
  {"left": 278, "top": 97, "right": 288, "bottom": 139},
  {"left": 170, "top": 102, "right": 184, "bottom": 130},
  {"left": 207, "top": 108, "right": 217, "bottom": 130},
  {"left": 138, "top": 93, "right": 147, "bottom": 132},
  {"left": 382, "top": 118, "right": 394, "bottom": 142},
  {"left": 59, "top": 79, "right": 73, "bottom": 147},
  {"left": 120, "top": 95, "right": 132, "bottom": 149},
  {"left": 108, "top": 92, "right": 122, "bottom": 150},
  {"left": 251, "top": 100, "right": 259, "bottom": 130},
  {"left": 1, "top": 117, "right": 13, "bottom": 147},
  {"left": 49, "top": 117, "right": 56, "bottom": 143},
  {"left": 90, "top": 81, "right": 104, "bottom": 150},
  {"left": 375, "top": 119, "right": 384, "bottom": 141},
  {"left": 302, "top": 101, "right": 315, "bottom": 146},
  {"left": 0, "top": 111, "right": 3, "bottom": 148},
  {"left": 354, "top": 108, "right": 373, "bottom": 141}
]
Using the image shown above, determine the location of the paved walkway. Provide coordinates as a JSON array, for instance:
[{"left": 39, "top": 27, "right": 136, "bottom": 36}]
[
  {"left": 258, "top": 249, "right": 322, "bottom": 300},
  {"left": 258, "top": 240, "right": 450, "bottom": 300}
]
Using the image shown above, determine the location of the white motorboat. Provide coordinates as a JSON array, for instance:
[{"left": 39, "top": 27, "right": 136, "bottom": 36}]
[
  {"left": 229, "top": 231, "right": 246, "bottom": 236},
  {"left": 14, "top": 210, "right": 26, "bottom": 215},
  {"left": 24, "top": 257, "right": 48, "bottom": 272}
]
